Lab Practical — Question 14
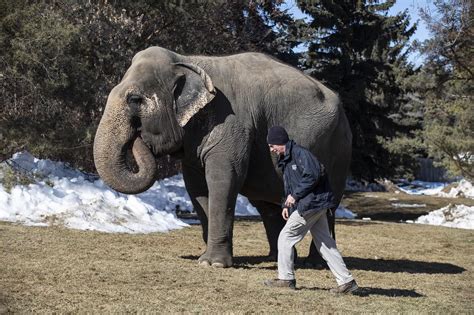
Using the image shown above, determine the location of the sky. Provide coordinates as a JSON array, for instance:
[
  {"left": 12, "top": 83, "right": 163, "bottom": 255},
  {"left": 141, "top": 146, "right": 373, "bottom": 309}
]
[
  {"left": 0, "top": 151, "right": 473, "bottom": 233},
  {"left": 282, "top": 0, "right": 436, "bottom": 64},
  {"left": 389, "top": 0, "right": 434, "bottom": 42},
  {"left": 389, "top": 0, "right": 436, "bottom": 64}
]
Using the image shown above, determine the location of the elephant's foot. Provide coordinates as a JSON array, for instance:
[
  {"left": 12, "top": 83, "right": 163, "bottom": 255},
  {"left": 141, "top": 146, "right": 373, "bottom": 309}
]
[
  {"left": 267, "top": 250, "right": 277, "bottom": 262},
  {"left": 267, "top": 248, "right": 298, "bottom": 263},
  {"left": 304, "top": 254, "right": 328, "bottom": 269},
  {"left": 198, "top": 246, "right": 233, "bottom": 268},
  {"left": 306, "top": 243, "right": 328, "bottom": 269}
]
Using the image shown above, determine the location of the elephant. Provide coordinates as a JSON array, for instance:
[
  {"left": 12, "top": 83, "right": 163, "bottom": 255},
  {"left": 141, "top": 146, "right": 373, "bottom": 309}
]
[{"left": 93, "top": 46, "right": 352, "bottom": 268}]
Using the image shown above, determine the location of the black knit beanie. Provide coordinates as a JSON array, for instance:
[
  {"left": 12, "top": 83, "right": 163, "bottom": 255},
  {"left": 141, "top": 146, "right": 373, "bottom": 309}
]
[{"left": 267, "top": 126, "right": 289, "bottom": 145}]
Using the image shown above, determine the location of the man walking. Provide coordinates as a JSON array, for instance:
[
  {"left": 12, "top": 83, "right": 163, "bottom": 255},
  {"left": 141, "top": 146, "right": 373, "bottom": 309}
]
[{"left": 263, "top": 126, "right": 358, "bottom": 293}]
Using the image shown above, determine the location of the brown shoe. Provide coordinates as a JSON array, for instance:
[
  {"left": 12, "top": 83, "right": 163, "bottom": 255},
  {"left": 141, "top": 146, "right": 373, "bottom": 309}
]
[
  {"left": 330, "top": 280, "right": 358, "bottom": 294},
  {"left": 264, "top": 278, "right": 296, "bottom": 290}
]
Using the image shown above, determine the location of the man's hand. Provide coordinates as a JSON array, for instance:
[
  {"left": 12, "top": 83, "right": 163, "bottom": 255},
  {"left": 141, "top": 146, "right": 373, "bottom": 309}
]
[
  {"left": 284, "top": 194, "right": 296, "bottom": 208},
  {"left": 282, "top": 208, "right": 289, "bottom": 220}
]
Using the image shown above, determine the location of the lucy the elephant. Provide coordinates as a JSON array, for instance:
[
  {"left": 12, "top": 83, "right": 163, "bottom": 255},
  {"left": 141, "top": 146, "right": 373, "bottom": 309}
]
[{"left": 94, "top": 47, "right": 352, "bottom": 268}]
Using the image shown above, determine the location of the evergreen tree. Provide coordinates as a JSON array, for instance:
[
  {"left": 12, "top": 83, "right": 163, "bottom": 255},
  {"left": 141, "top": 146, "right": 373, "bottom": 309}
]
[
  {"left": 0, "top": 0, "right": 296, "bottom": 172},
  {"left": 414, "top": 0, "right": 473, "bottom": 179},
  {"left": 296, "top": 0, "right": 417, "bottom": 180}
]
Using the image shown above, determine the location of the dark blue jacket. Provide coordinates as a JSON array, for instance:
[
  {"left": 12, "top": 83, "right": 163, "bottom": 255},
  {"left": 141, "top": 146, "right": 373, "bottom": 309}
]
[{"left": 278, "top": 140, "right": 336, "bottom": 216}]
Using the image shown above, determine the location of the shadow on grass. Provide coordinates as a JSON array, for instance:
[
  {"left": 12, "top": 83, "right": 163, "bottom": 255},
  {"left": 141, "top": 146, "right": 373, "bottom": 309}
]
[
  {"left": 299, "top": 286, "right": 424, "bottom": 297},
  {"left": 337, "top": 220, "right": 382, "bottom": 226},
  {"left": 180, "top": 255, "right": 465, "bottom": 274},
  {"left": 352, "top": 287, "right": 424, "bottom": 297},
  {"left": 344, "top": 257, "right": 466, "bottom": 274}
]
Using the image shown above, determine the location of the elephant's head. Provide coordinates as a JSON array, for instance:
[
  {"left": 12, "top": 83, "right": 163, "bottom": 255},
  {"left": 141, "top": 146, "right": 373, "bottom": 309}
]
[{"left": 93, "top": 47, "right": 216, "bottom": 194}]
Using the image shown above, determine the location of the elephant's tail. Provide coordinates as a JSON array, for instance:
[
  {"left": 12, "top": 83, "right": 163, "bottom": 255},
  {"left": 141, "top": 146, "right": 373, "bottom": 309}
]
[{"left": 328, "top": 207, "right": 336, "bottom": 241}]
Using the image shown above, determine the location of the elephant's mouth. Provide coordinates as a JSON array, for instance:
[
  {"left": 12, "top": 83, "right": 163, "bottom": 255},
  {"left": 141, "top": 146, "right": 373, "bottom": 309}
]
[
  {"left": 169, "top": 146, "right": 185, "bottom": 159},
  {"left": 123, "top": 134, "right": 181, "bottom": 175},
  {"left": 138, "top": 130, "right": 184, "bottom": 160},
  {"left": 127, "top": 114, "right": 184, "bottom": 165}
]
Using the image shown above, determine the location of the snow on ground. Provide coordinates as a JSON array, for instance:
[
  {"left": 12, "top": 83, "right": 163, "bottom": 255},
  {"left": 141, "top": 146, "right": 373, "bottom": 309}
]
[
  {"left": 0, "top": 152, "right": 264, "bottom": 233},
  {"left": 397, "top": 180, "right": 447, "bottom": 196},
  {"left": 348, "top": 177, "right": 474, "bottom": 200},
  {"left": 398, "top": 180, "right": 474, "bottom": 199},
  {"left": 391, "top": 203, "right": 426, "bottom": 208},
  {"left": 0, "top": 152, "right": 189, "bottom": 233},
  {"left": 440, "top": 180, "right": 474, "bottom": 198},
  {"left": 361, "top": 179, "right": 474, "bottom": 229},
  {"left": 397, "top": 181, "right": 474, "bottom": 229},
  {"left": 415, "top": 204, "right": 474, "bottom": 230},
  {"left": 335, "top": 206, "right": 356, "bottom": 219},
  {"left": 3, "top": 152, "right": 472, "bottom": 232},
  {"left": 0, "top": 152, "right": 356, "bottom": 234}
]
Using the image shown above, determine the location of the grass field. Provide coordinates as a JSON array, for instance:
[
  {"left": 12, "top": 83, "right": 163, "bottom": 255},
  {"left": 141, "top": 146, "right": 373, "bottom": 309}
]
[{"left": 1, "top": 192, "right": 473, "bottom": 313}]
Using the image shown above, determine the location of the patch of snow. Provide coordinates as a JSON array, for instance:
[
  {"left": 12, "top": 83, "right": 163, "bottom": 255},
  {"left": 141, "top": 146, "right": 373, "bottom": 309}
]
[
  {"left": 335, "top": 206, "right": 356, "bottom": 219},
  {"left": 236, "top": 195, "right": 260, "bottom": 216},
  {"left": 0, "top": 152, "right": 204, "bottom": 233},
  {"left": 0, "top": 173, "right": 189, "bottom": 234},
  {"left": 398, "top": 179, "right": 474, "bottom": 199},
  {"left": 415, "top": 204, "right": 474, "bottom": 230},
  {"left": 397, "top": 180, "right": 447, "bottom": 196},
  {"left": 362, "top": 217, "right": 371, "bottom": 221},
  {"left": 391, "top": 203, "right": 426, "bottom": 208},
  {"left": 439, "top": 180, "right": 474, "bottom": 199},
  {"left": 5, "top": 151, "right": 92, "bottom": 179}
]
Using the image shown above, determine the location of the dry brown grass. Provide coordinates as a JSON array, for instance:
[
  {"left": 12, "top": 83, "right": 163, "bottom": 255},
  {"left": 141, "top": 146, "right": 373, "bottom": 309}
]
[{"left": 1, "top": 210, "right": 473, "bottom": 313}]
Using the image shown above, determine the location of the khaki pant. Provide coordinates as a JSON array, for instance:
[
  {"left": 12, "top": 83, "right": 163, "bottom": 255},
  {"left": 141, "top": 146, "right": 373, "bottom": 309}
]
[{"left": 278, "top": 210, "right": 354, "bottom": 285}]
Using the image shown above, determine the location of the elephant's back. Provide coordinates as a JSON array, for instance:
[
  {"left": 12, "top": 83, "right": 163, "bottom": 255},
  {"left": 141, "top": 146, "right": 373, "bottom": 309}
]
[
  {"left": 195, "top": 50, "right": 349, "bottom": 149},
  {"left": 201, "top": 51, "right": 349, "bottom": 161}
]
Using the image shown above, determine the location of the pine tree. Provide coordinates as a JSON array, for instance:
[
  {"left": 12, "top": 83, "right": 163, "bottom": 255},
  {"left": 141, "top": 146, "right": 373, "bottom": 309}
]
[
  {"left": 0, "top": 0, "right": 297, "bottom": 171},
  {"left": 296, "top": 0, "right": 417, "bottom": 180},
  {"left": 414, "top": 0, "right": 473, "bottom": 180}
]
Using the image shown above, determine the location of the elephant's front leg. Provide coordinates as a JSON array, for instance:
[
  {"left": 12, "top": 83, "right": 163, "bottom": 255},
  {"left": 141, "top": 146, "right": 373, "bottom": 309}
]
[
  {"left": 182, "top": 164, "right": 209, "bottom": 244},
  {"left": 199, "top": 161, "right": 240, "bottom": 268}
]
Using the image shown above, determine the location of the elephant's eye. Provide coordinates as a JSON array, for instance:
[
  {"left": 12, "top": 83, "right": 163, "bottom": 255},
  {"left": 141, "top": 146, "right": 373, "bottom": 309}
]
[{"left": 127, "top": 94, "right": 143, "bottom": 106}]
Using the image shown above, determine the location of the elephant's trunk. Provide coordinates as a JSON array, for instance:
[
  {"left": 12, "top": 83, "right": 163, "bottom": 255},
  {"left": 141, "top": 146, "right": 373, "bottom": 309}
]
[{"left": 93, "top": 101, "right": 157, "bottom": 194}]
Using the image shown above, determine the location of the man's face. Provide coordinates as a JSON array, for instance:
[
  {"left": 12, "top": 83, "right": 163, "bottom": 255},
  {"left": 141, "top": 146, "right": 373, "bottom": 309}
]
[{"left": 268, "top": 144, "right": 286, "bottom": 156}]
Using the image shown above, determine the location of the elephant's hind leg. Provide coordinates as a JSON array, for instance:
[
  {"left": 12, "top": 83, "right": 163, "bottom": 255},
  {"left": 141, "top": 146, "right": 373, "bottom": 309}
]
[{"left": 249, "top": 200, "right": 286, "bottom": 261}]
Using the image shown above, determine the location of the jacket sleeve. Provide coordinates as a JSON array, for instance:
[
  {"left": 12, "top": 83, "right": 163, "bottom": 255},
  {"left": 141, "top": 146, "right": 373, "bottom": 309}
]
[{"left": 292, "top": 150, "right": 321, "bottom": 201}]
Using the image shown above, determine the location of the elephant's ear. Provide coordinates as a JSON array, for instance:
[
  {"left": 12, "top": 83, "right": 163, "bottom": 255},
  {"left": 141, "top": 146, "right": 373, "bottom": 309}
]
[{"left": 172, "top": 62, "right": 216, "bottom": 127}]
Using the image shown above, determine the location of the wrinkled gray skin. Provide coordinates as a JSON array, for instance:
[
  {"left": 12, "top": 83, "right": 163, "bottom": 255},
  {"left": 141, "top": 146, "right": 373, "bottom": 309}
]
[{"left": 94, "top": 47, "right": 352, "bottom": 268}]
